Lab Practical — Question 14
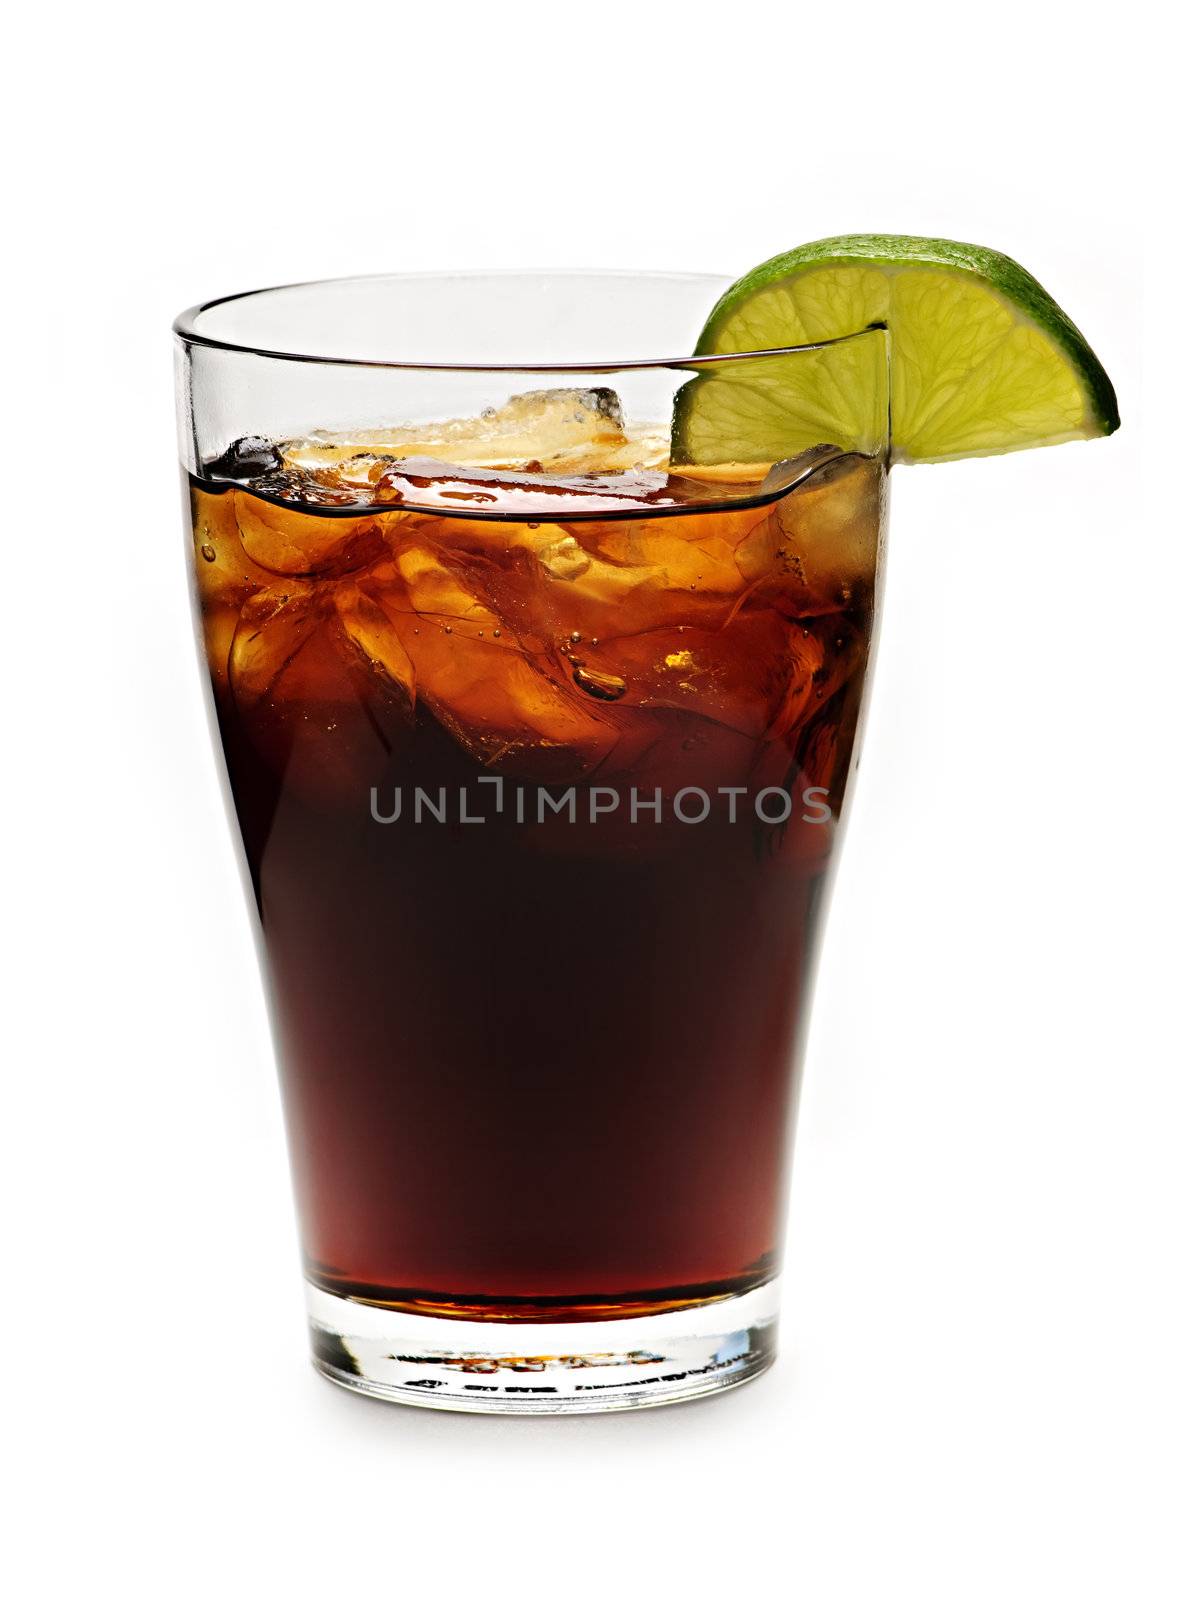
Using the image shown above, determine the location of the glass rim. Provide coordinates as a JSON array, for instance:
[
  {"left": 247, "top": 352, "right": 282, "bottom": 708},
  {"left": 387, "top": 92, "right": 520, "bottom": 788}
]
[{"left": 172, "top": 268, "right": 887, "bottom": 374}]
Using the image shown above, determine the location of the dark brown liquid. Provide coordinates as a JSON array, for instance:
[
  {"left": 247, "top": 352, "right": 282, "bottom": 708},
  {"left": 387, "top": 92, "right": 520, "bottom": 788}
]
[{"left": 189, "top": 444, "right": 884, "bottom": 1319}]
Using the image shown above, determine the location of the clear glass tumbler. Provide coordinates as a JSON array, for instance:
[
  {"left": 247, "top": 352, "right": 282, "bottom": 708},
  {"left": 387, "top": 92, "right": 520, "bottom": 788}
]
[{"left": 175, "top": 273, "right": 890, "bottom": 1412}]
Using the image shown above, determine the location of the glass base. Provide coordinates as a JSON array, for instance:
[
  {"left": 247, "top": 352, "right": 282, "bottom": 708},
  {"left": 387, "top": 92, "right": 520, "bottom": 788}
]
[{"left": 307, "top": 1279, "right": 779, "bottom": 1414}]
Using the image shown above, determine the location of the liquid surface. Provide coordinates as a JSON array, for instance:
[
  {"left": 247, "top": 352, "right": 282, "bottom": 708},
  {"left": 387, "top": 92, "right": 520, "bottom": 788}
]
[{"left": 189, "top": 388, "right": 886, "bottom": 1318}]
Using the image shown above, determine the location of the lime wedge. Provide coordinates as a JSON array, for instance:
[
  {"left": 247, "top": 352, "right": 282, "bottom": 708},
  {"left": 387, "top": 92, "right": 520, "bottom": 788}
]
[{"left": 672, "top": 235, "right": 1119, "bottom": 465}]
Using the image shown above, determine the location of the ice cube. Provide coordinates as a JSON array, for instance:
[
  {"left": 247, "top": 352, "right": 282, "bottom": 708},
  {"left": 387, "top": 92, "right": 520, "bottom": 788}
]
[
  {"left": 283, "top": 387, "right": 634, "bottom": 476},
  {"left": 191, "top": 488, "right": 274, "bottom": 689},
  {"left": 533, "top": 531, "right": 591, "bottom": 581},
  {"left": 191, "top": 488, "right": 260, "bottom": 602},
  {"left": 207, "top": 435, "right": 283, "bottom": 480},
  {"left": 228, "top": 587, "right": 324, "bottom": 709},
  {"left": 738, "top": 454, "right": 884, "bottom": 613},
  {"left": 776, "top": 453, "right": 884, "bottom": 577},
  {"left": 227, "top": 582, "right": 415, "bottom": 805},
  {"left": 234, "top": 450, "right": 401, "bottom": 492},
  {"left": 234, "top": 490, "right": 385, "bottom": 577},
  {"left": 354, "top": 548, "right": 624, "bottom": 778},
  {"left": 567, "top": 513, "right": 755, "bottom": 616},
  {"left": 483, "top": 519, "right": 747, "bottom": 654},
  {"left": 334, "top": 581, "right": 416, "bottom": 709},
  {"left": 234, "top": 467, "right": 374, "bottom": 509},
  {"left": 559, "top": 611, "right": 796, "bottom": 740}
]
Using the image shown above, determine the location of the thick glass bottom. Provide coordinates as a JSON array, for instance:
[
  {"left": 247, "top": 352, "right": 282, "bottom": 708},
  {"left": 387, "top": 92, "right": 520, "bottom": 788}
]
[{"left": 307, "top": 1279, "right": 780, "bottom": 1414}]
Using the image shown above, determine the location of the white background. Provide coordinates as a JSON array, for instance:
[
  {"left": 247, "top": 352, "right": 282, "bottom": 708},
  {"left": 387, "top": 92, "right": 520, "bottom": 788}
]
[{"left": 4, "top": 3, "right": 1190, "bottom": 1595}]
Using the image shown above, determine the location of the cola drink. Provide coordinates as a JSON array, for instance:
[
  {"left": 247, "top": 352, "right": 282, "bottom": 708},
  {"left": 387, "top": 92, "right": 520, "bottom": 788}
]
[{"left": 188, "top": 388, "right": 885, "bottom": 1330}]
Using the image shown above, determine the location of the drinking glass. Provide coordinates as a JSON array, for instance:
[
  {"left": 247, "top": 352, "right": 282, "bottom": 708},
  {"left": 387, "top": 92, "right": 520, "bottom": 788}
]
[{"left": 175, "top": 273, "right": 890, "bottom": 1412}]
